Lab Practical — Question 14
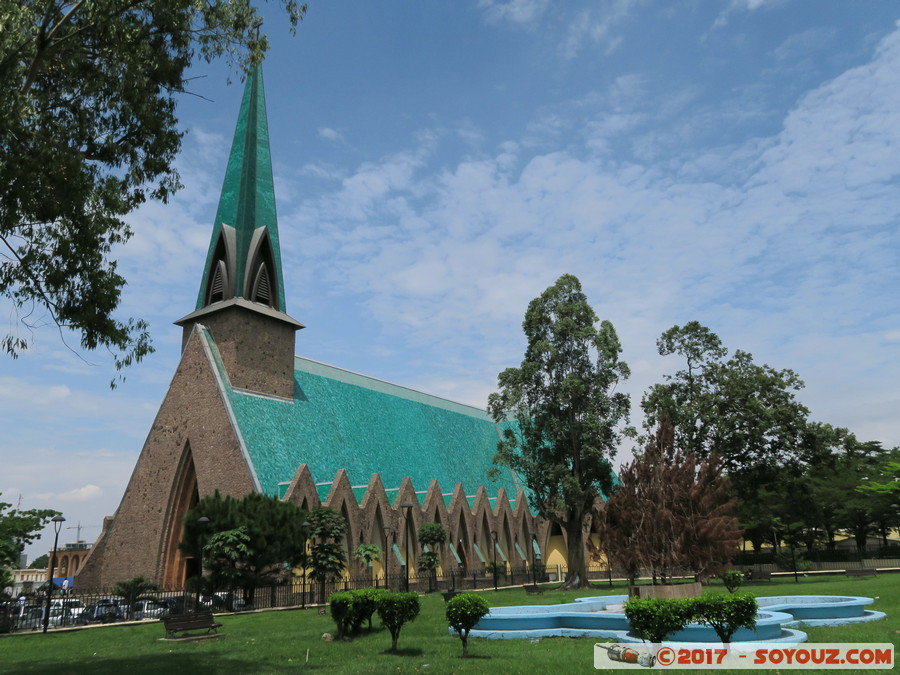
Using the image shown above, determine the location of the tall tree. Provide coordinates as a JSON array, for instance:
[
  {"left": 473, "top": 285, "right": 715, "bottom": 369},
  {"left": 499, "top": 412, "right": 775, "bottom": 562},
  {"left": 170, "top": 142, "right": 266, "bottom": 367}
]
[
  {"left": 642, "top": 322, "right": 811, "bottom": 500},
  {"left": 306, "top": 508, "right": 348, "bottom": 590},
  {"left": 182, "top": 491, "right": 309, "bottom": 605},
  {"left": 0, "top": 0, "right": 306, "bottom": 377},
  {"left": 488, "top": 274, "right": 630, "bottom": 589}
]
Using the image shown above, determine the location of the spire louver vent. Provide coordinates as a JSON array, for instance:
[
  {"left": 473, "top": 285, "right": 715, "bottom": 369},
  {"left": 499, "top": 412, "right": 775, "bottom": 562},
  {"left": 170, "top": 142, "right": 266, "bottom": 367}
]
[
  {"left": 209, "top": 261, "right": 227, "bottom": 304},
  {"left": 252, "top": 263, "right": 272, "bottom": 306}
]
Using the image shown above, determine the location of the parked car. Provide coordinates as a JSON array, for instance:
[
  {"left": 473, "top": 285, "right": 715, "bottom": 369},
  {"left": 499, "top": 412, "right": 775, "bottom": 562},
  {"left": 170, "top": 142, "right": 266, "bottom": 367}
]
[
  {"left": 49, "top": 598, "right": 85, "bottom": 626},
  {"left": 201, "top": 592, "right": 247, "bottom": 612},
  {"left": 131, "top": 599, "right": 169, "bottom": 620},
  {"left": 75, "top": 602, "right": 124, "bottom": 625},
  {"left": 160, "top": 596, "right": 197, "bottom": 615}
]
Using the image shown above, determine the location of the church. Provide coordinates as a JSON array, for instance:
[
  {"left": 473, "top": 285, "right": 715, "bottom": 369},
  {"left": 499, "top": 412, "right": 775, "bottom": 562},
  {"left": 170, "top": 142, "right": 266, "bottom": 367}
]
[{"left": 75, "top": 66, "right": 572, "bottom": 589}]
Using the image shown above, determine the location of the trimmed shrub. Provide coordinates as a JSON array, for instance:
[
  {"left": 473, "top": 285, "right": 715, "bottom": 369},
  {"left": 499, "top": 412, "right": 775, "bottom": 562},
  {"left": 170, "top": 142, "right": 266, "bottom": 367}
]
[
  {"left": 693, "top": 593, "right": 757, "bottom": 643},
  {"left": 446, "top": 592, "right": 490, "bottom": 658},
  {"left": 328, "top": 591, "right": 355, "bottom": 639},
  {"left": 720, "top": 569, "right": 745, "bottom": 593},
  {"left": 624, "top": 597, "right": 693, "bottom": 643},
  {"left": 375, "top": 591, "right": 420, "bottom": 652},
  {"left": 350, "top": 587, "right": 385, "bottom": 633},
  {"left": 329, "top": 588, "right": 387, "bottom": 638}
]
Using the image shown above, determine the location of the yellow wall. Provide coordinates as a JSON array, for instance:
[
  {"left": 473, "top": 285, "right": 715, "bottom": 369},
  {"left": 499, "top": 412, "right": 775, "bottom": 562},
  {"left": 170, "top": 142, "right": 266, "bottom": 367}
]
[{"left": 546, "top": 535, "right": 567, "bottom": 568}]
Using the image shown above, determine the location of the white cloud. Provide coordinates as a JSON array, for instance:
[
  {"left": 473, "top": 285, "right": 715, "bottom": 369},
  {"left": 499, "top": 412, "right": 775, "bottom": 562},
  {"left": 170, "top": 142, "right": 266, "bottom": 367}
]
[
  {"left": 318, "top": 127, "right": 345, "bottom": 143},
  {"left": 58, "top": 485, "right": 103, "bottom": 502},
  {"left": 713, "top": 0, "right": 786, "bottom": 29},
  {"left": 282, "top": 22, "right": 900, "bottom": 451},
  {"left": 559, "top": 3, "right": 636, "bottom": 60},
  {"left": 477, "top": 0, "right": 550, "bottom": 27}
]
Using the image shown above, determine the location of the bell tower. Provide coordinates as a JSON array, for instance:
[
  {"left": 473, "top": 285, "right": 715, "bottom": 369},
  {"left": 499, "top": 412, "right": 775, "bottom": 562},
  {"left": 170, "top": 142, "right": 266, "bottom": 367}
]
[{"left": 176, "top": 64, "right": 302, "bottom": 399}]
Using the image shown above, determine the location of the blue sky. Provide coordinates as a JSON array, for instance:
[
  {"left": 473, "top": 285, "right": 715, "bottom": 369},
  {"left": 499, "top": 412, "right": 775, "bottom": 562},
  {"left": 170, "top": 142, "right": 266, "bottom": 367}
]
[{"left": 4, "top": 0, "right": 900, "bottom": 562}]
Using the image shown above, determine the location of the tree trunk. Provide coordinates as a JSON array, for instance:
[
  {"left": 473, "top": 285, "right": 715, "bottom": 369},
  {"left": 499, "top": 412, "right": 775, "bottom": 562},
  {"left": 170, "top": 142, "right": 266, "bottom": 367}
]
[
  {"left": 461, "top": 633, "right": 469, "bottom": 657},
  {"left": 560, "top": 517, "right": 589, "bottom": 589}
]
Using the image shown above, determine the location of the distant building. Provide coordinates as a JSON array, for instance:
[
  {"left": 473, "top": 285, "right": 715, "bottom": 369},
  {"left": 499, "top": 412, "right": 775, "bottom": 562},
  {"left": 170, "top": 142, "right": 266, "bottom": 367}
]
[
  {"left": 49, "top": 541, "right": 91, "bottom": 582},
  {"left": 75, "top": 66, "right": 559, "bottom": 589},
  {"left": 10, "top": 568, "right": 45, "bottom": 596}
]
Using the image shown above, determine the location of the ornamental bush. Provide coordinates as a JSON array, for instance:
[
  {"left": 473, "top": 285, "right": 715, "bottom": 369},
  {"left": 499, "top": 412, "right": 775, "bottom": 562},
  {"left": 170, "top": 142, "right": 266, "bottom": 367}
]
[
  {"left": 624, "top": 597, "right": 694, "bottom": 643},
  {"left": 375, "top": 591, "right": 420, "bottom": 652},
  {"left": 625, "top": 593, "right": 759, "bottom": 644},
  {"left": 720, "top": 569, "right": 745, "bottom": 593},
  {"left": 350, "top": 587, "right": 385, "bottom": 633},
  {"left": 692, "top": 593, "right": 757, "bottom": 643},
  {"left": 329, "top": 588, "right": 387, "bottom": 638},
  {"left": 328, "top": 591, "right": 355, "bottom": 639},
  {"left": 446, "top": 592, "right": 490, "bottom": 658}
]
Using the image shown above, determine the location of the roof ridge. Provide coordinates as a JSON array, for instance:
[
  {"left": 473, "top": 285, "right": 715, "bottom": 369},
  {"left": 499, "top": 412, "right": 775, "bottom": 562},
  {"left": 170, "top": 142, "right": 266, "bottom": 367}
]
[{"left": 294, "top": 354, "right": 491, "bottom": 414}]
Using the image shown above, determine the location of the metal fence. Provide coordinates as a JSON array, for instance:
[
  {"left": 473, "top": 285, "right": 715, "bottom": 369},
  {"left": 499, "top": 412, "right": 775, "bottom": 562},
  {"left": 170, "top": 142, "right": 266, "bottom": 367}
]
[
  {"left": 7, "top": 552, "right": 893, "bottom": 633},
  {"left": 2, "top": 564, "right": 568, "bottom": 633}
]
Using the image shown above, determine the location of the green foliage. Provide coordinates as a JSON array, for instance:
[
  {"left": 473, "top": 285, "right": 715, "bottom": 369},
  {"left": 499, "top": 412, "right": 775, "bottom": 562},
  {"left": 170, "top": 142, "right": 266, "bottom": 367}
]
[
  {"left": 352, "top": 543, "right": 381, "bottom": 567},
  {"left": 0, "top": 577, "right": 896, "bottom": 671},
  {"left": 641, "top": 322, "right": 811, "bottom": 494},
  {"left": 28, "top": 554, "right": 49, "bottom": 570},
  {"left": 375, "top": 591, "right": 420, "bottom": 652},
  {"left": 329, "top": 588, "right": 387, "bottom": 638},
  {"left": 0, "top": 496, "right": 58, "bottom": 572},
  {"left": 692, "top": 593, "right": 757, "bottom": 643},
  {"left": 328, "top": 591, "right": 355, "bottom": 639},
  {"left": 626, "top": 593, "right": 759, "bottom": 644},
  {"left": 488, "top": 274, "right": 630, "bottom": 588},
  {"left": 773, "top": 550, "right": 812, "bottom": 573},
  {"left": 624, "top": 597, "right": 694, "bottom": 644},
  {"left": 859, "top": 457, "right": 900, "bottom": 498},
  {"left": 112, "top": 576, "right": 159, "bottom": 620},
  {"left": 418, "top": 551, "right": 439, "bottom": 574},
  {"left": 758, "top": 436, "right": 899, "bottom": 554},
  {"left": 418, "top": 523, "right": 447, "bottom": 549},
  {"left": 351, "top": 587, "right": 386, "bottom": 633},
  {"left": 446, "top": 592, "right": 490, "bottom": 657},
  {"left": 307, "top": 509, "right": 348, "bottom": 585},
  {"left": 182, "top": 491, "right": 310, "bottom": 604},
  {"left": 720, "top": 570, "right": 745, "bottom": 593},
  {"left": 203, "top": 527, "right": 252, "bottom": 590},
  {"left": 0, "top": 0, "right": 306, "bottom": 378}
]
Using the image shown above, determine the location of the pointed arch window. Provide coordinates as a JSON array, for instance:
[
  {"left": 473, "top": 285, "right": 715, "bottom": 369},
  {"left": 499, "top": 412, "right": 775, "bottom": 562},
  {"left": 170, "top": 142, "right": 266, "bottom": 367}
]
[
  {"left": 244, "top": 228, "right": 279, "bottom": 309},
  {"left": 203, "top": 225, "right": 236, "bottom": 307}
]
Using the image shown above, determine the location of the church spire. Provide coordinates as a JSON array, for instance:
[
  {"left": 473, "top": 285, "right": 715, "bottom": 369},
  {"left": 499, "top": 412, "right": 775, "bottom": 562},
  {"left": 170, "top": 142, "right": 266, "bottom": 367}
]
[
  {"left": 177, "top": 63, "right": 301, "bottom": 400},
  {"left": 196, "top": 64, "right": 286, "bottom": 312}
]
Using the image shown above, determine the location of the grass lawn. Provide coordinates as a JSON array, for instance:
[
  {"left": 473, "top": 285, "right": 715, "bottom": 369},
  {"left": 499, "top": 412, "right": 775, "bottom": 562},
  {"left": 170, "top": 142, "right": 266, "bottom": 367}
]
[{"left": 1, "top": 575, "right": 897, "bottom": 674}]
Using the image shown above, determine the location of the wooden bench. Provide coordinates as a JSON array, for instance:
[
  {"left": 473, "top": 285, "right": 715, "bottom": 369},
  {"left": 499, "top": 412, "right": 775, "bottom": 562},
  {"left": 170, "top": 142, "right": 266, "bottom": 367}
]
[
  {"left": 845, "top": 568, "right": 877, "bottom": 577},
  {"left": 441, "top": 591, "right": 459, "bottom": 602},
  {"left": 746, "top": 570, "right": 773, "bottom": 581},
  {"left": 161, "top": 611, "right": 222, "bottom": 639},
  {"left": 523, "top": 585, "right": 544, "bottom": 596}
]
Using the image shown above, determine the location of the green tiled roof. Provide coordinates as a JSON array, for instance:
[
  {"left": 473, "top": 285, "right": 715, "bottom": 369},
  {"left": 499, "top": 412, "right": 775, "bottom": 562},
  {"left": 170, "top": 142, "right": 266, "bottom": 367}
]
[{"left": 221, "top": 353, "right": 522, "bottom": 506}]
